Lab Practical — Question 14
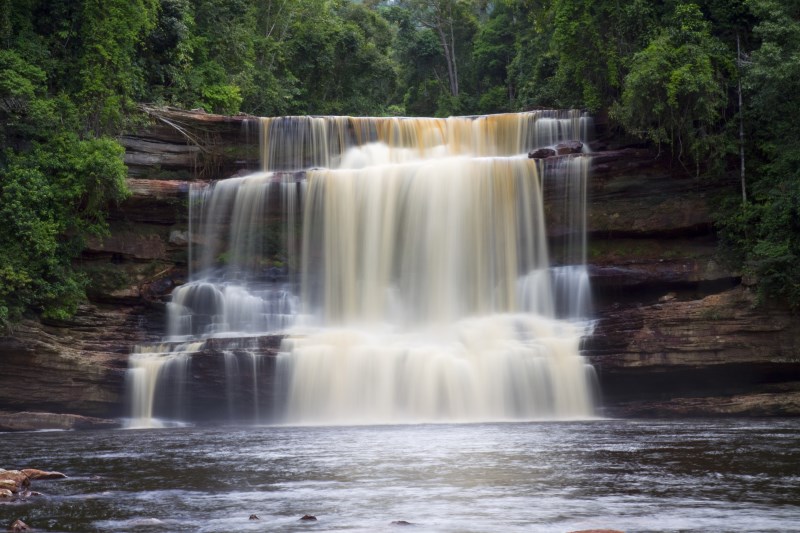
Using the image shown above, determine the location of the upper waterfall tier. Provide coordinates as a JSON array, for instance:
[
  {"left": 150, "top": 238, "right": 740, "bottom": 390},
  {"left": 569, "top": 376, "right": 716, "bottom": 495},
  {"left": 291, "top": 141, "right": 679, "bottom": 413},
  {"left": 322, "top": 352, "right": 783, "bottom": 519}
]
[{"left": 259, "top": 110, "right": 592, "bottom": 171}]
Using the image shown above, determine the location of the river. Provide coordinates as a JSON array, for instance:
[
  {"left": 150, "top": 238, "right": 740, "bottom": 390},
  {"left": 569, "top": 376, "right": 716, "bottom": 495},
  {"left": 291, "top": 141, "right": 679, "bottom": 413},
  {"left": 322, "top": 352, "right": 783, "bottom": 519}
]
[{"left": 2, "top": 419, "right": 799, "bottom": 532}]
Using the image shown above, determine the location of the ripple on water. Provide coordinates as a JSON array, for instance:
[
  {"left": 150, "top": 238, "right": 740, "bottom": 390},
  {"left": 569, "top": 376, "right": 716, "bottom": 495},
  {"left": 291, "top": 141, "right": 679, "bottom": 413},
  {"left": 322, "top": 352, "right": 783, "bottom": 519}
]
[{"left": 1, "top": 420, "right": 799, "bottom": 532}]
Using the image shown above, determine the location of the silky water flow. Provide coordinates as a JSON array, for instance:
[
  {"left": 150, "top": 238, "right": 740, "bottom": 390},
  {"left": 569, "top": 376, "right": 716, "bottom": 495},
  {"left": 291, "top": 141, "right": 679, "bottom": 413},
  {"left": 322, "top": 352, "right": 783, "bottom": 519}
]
[{"left": 126, "top": 111, "right": 598, "bottom": 427}]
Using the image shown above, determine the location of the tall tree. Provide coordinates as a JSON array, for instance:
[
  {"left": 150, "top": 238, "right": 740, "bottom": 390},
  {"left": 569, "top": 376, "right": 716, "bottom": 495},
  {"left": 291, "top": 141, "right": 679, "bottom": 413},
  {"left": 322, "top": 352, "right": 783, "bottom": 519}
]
[{"left": 612, "top": 2, "right": 732, "bottom": 171}]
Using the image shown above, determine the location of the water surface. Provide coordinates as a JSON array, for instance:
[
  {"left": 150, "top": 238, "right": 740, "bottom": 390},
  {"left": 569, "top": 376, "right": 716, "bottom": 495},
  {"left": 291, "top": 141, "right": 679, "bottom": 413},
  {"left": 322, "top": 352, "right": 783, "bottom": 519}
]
[{"left": 1, "top": 419, "right": 799, "bottom": 532}]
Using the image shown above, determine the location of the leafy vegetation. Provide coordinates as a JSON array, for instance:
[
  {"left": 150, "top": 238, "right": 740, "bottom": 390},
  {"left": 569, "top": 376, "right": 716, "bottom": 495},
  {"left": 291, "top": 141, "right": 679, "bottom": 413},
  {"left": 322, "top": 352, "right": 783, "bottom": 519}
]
[{"left": 1, "top": 0, "right": 799, "bottom": 320}]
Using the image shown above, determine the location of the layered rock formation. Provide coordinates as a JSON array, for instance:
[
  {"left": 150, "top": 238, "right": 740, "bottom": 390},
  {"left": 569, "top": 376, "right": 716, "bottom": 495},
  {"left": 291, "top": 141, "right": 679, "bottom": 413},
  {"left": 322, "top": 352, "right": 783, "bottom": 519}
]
[
  {"left": 0, "top": 108, "right": 257, "bottom": 428},
  {"left": 0, "top": 108, "right": 798, "bottom": 426},
  {"left": 580, "top": 140, "right": 800, "bottom": 416}
]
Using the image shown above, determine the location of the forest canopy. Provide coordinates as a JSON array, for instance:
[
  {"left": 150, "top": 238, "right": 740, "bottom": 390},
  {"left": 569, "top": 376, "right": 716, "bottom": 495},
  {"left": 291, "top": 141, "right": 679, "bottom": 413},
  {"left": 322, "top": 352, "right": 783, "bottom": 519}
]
[{"left": 1, "top": 0, "right": 799, "bottom": 322}]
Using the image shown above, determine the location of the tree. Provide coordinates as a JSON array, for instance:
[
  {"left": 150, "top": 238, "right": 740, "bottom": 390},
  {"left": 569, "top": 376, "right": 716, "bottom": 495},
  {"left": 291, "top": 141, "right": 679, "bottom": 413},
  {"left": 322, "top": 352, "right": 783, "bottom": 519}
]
[
  {"left": 717, "top": 0, "right": 800, "bottom": 310},
  {"left": 612, "top": 2, "right": 731, "bottom": 171},
  {"left": 472, "top": 1, "right": 516, "bottom": 112}
]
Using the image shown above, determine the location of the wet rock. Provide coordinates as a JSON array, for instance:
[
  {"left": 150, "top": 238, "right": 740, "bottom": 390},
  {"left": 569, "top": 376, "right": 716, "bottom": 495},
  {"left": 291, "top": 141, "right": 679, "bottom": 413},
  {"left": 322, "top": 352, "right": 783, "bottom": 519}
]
[
  {"left": 84, "top": 232, "right": 167, "bottom": 261},
  {"left": 20, "top": 469, "right": 66, "bottom": 481},
  {"left": 0, "top": 302, "right": 164, "bottom": 419},
  {"left": 555, "top": 140, "right": 584, "bottom": 154},
  {"left": 0, "top": 471, "right": 29, "bottom": 493},
  {"left": 0, "top": 412, "right": 121, "bottom": 432},
  {"left": 528, "top": 147, "right": 556, "bottom": 159},
  {"left": 391, "top": 520, "right": 414, "bottom": 526},
  {"left": 169, "top": 230, "right": 189, "bottom": 245},
  {"left": 8, "top": 519, "right": 30, "bottom": 532},
  {"left": 0, "top": 468, "right": 66, "bottom": 500},
  {"left": 249, "top": 514, "right": 259, "bottom": 520},
  {"left": 299, "top": 515, "right": 317, "bottom": 521},
  {"left": 587, "top": 287, "right": 800, "bottom": 416}
]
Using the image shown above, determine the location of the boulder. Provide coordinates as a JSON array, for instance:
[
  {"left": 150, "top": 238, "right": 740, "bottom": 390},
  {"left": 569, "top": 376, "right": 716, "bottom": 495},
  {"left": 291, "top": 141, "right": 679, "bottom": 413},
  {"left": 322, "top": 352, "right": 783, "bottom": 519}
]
[
  {"left": 20, "top": 469, "right": 66, "bottom": 481},
  {"left": 528, "top": 147, "right": 556, "bottom": 159},
  {"left": 555, "top": 140, "right": 583, "bottom": 154},
  {"left": 0, "top": 471, "right": 29, "bottom": 493},
  {"left": 299, "top": 515, "right": 317, "bottom": 521},
  {"left": 0, "top": 469, "right": 67, "bottom": 494},
  {"left": 8, "top": 520, "right": 31, "bottom": 532}
]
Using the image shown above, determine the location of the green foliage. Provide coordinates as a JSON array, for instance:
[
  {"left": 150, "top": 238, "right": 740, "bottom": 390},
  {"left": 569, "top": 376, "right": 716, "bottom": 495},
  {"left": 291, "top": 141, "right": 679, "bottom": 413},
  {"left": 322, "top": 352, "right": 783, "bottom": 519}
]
[
  {"left": 199, "top": 83, "right": 242, "bottom": 114},
  {"left": 0, "top": 135, "right": 128, "bottom": 323},
  {"left": 77, "top": 0, "right": 159, "bottom": 131},
  {"left": 612, "top": 3, "right": 732, "bottom": 169},
  {"left": 714, "top": 0, "right": 800, "bottom": 310},
  {"left": 0, "top": 2, "right": 134, "bottom": 325}
]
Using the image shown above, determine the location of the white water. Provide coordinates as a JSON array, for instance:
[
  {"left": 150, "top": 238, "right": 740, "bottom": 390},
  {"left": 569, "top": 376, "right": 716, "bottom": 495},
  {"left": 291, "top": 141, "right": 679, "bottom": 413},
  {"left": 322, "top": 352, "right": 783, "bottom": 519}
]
[{"left": 128, "top": 111, "right": 597, "bottom": 425}]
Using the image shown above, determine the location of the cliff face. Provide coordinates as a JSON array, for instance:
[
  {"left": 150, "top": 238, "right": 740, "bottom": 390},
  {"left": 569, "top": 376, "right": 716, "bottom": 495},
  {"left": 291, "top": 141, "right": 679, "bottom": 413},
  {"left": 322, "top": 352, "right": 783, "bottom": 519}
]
[
  {"left": 581, "top": 142, "right": 800, "bottom": 416},
  {"left": 1, "top": 109, "right": 798, "bottom": 425},
  {"left": 0, "top": 109, "right": 256, "bottom": 426}
]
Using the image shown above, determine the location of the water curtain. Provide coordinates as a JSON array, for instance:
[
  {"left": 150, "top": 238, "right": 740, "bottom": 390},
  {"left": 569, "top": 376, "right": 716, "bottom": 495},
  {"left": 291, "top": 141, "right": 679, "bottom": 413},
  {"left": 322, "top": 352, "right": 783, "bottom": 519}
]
[{"left": 128, "top": 111, "right": 597, "bottom": 426}]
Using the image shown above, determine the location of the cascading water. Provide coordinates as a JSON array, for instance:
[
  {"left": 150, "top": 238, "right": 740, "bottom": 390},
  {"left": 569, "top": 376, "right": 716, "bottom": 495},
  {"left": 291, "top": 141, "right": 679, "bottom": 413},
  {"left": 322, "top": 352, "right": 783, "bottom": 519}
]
[{"left": 127, "top": 110, "right": 597, "bottom": 427}]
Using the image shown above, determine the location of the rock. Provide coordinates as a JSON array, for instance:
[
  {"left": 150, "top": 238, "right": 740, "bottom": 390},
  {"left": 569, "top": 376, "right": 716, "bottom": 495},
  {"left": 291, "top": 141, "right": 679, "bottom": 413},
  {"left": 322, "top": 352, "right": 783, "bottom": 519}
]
[
  {"left": 0, "top": 480, "right": 18, "bottom": 493},
  {"left": 528, "top": 147, "right": 556, "bottom": 159},
  {"left": 587, "top": 287, "right": 800, "bottom": 416},
  {"left": 391, "top": 520, "right": 414, "bottom": 526},
  {"left": 0, "top": 489, "right": 12, "bottom": 498},
  {"left": 249, "top": 515, "right": 259, "bottom": 520},
  {"left": 8, "top": 520, "right": 30, "bottom": 532},
  {"left": 169, "top": 230, "right": 189, "bottom": 245},
  {"left": 20, "top": 469, "right": 66, "bottom": 481},
  {"left": 555, "top": 140, "right": 583, "bottom": 154},
  {"left": 126, "top": 106, "right": 258, "bottom": 181},
  {"left": 299, "top": 515, "right": 317, "bottom": 521},
  {"left": 84, "top": 232, "right": 167, "bottom": 261},
  {"left": 0, "top": 412, "right": 121, "bottom": 432},
  {"left": 0, "top": 471, "right": 29, "bottom": 493},
  {"left": 0, "top": 468, "right": 66, "bottom": 496},
  {"left": 0, "top": 302, "right": 164, "bottom": 419},
  {"left": 658, "top": 292, "right": 677, "bottom": 302}
]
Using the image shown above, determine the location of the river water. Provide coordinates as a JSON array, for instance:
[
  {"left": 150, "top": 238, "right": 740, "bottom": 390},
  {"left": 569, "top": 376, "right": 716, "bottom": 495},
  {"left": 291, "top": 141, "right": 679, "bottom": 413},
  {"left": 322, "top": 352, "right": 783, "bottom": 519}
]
[{"left": 1, "top": 419, "right": 799, "bottom": 532}]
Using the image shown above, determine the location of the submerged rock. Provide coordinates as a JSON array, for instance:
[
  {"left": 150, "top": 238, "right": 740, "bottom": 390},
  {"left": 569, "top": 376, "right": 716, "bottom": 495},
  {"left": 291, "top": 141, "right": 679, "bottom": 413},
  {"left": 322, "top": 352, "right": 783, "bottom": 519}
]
[
  {"left": 299, "top": 514, "right": 317, "bottom": 521},
  {"left": 391, "top": 520, "right": 414, "bottom": 526},
  {"left": 249, "top": 514, "right": 259, "bottom": 520},
  {"left": 8, "top": 520, "right": 30, "bottom": 532}
]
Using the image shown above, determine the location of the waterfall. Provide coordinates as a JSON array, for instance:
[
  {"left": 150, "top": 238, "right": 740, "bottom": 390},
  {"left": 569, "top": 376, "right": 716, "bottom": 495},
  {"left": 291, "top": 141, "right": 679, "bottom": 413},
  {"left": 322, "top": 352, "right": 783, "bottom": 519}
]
[{"left": 126, "top": 110, "right": 597, "bottom": 426}]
